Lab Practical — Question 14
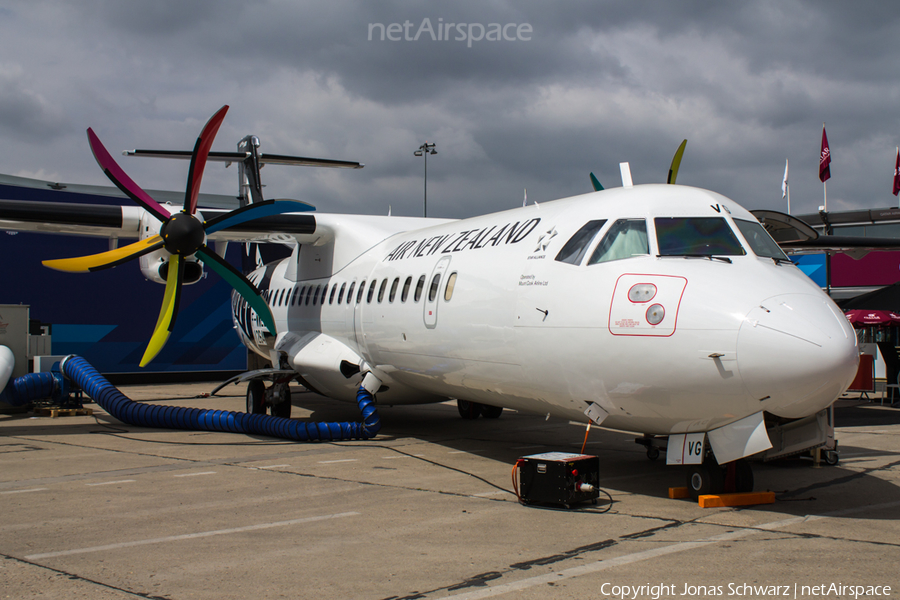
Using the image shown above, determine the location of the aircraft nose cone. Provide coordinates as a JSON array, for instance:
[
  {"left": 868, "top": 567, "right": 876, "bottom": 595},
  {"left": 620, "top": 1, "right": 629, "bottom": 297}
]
[{"left": 737, "top": 293, "right": 858, "bottom": 418}]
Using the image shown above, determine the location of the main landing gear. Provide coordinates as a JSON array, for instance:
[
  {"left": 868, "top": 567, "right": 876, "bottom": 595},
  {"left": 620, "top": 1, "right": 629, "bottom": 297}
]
[
  {"left": 246, "top": 380, "right": 292, "bottom": 418},
  {"left": 686, "top": 456, "right": 754, "bottom": 500},
  {"left": 457, "top": 399, "right": 503, "bottom": 419}
]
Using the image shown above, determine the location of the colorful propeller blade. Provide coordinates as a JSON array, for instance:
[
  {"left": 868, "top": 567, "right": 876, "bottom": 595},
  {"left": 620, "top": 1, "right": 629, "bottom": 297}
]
[
  {"left": 203, "top": 199, "right": 313, "bottom": 234},
  {"left": 184, "top": 106, "right": 229, "bottom": 215},
  {"left": 590, "top": 172, "right": 604, "bottom": 192},
  {"left": 140, "top": 254, "right": 184, "bottom": 367},
  {"left": 196, "top": 246, "right": 276, "bottom": 335},
  {"left": 47, "top": 106, "right": 291, "bottom": 366},
  {"left": 87, "top": 128, "right": 171, "bottom": 222},
  {"left": 667, "top": 139, "right": 687, "bottom": 185},
  {"left": 42, "top": 236, "right": 164, "bottom": 273}
]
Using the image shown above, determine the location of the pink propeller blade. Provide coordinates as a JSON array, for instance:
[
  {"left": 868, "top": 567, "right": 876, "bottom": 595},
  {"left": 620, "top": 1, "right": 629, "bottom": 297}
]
[
  {"left": 87, "top": 128, "right": 170, "bottom": 223},
  {"left": 184, "top": 105, "right": 229, "bottom": 215}
]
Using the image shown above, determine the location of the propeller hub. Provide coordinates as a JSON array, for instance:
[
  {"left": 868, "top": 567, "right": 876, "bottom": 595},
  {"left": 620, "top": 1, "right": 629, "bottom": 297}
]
[{"left": 160, "top": 212, "right": 205, "bottom": 255}]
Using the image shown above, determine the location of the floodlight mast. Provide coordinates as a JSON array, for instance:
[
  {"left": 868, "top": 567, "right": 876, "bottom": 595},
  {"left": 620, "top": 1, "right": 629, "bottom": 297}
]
[{"left": 414, "top": 142, "right": 437, "bottom": 217}]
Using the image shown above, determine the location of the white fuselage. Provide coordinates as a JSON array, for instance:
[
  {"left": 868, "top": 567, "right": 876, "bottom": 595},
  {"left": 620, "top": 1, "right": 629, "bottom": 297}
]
[{"left": 233, "top": 184, "right": 859, "bottom": 436}]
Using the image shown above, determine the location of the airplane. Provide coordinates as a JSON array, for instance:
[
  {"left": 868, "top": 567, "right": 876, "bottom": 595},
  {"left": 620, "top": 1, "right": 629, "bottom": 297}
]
[{"left": 0, "top": 106, "right": 879, "bottom": 499}]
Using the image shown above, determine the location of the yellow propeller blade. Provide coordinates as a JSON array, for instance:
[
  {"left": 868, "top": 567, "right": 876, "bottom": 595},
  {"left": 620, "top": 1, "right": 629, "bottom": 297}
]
[
  {"left": 139, "top": 254, "right": 183, "bottom": 367},
  {"left": 42, "top": 236, "right": 164, "bottom": 273}
]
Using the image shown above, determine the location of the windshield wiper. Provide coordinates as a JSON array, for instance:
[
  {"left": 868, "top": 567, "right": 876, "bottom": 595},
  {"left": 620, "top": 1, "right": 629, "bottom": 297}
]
[
  {"left": 657, "top": 254, "right": 733, "bottom": 264},
  {"left": 771, "top": 257, "right": 793, "bottom": 265}
]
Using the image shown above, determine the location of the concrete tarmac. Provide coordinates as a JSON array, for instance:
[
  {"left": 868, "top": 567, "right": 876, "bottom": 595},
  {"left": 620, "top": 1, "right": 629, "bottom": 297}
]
[{"left": 0, "top": 383, "right": 898, "bottom": 600}]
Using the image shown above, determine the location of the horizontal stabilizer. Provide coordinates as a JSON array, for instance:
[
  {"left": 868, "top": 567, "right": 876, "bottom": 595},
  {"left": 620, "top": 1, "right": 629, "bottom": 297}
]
[{"left": 125, "top": 149, "right": 364, "bottom": 169}]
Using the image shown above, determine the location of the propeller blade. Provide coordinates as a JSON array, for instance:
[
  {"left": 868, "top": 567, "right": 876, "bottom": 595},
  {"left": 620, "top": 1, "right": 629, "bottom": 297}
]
[
  {"left": 87, "top": 128, "right": 171, "bottom": 222},
  {"left": 667, "top": 139, "right": 687, "bottom": 185},
  {"left": 590, "top": 172, "right": 604, "bottom": 192},
  {"left": 203, "top": 199, "right": 314, "bottom": 235},
  {"left": 195, "top": 246, "right": 277, "bottom": 336},
  {"left": 42, "top": 236, "right": 164, "bottom": 273},
  {"left": 140, "top": 254, "right": 184, "bottom": 367},
  {"left": 184, "top": 105, "right": 229, "bottom": 215}
]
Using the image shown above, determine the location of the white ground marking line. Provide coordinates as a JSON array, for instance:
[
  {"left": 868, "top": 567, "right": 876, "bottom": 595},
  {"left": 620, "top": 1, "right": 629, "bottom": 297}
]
[
  {"left": 173, "top": 471, "right": 217, "bottom": 478},
  {"left": 472, "top": 491, "right": 507, "bottom": 498},
  {"left": 511, "top": 445, "right": 545, "bottom": 450},
  {"left": 318, "top": 459, "right": 358, "bottom": 464},
  {"left": 85, "top": 480, "right": 136, "bottom": 487},
  {"left": 24, "top": 512, "right": 360, "bottom": 561},
  {"left": 381, "top": 454, "right": 426, "bottom": 460},
  {"left": 255, "top": 464, "right": 291, "bottom": 469},
  {"left": 448, "top": 450, "right": 482, "bottom": 454},
  {"left": 0, "top": 488, "right": 48, "bottom": 495},
  {"left": 438, "top": 500, "right": 900, "bottom": 600}
]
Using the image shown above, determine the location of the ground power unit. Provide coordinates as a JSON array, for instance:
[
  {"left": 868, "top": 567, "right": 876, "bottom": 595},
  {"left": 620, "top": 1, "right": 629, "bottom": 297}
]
[{"left": 515, "top": 452, "right": 600, "bottom": 508}]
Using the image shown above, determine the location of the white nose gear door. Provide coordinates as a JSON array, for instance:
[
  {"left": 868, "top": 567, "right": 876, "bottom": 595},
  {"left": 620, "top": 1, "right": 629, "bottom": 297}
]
[{"left": 424, "top": 256, "right": 451, "bottom": 329}]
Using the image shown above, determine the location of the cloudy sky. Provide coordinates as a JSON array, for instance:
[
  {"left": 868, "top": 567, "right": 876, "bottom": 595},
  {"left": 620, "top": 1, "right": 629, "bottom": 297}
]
[{"left": 1, "top": 0, "right": 899, "bottom": 220}]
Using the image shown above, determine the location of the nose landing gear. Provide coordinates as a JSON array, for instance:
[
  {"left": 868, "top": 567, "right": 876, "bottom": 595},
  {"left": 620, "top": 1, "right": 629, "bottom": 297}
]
[{"left": 686, "top": 457, "right": 754, "bottom": 500}]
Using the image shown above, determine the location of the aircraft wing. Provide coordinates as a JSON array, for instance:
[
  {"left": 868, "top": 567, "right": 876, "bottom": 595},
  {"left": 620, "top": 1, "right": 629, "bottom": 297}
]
[
  {"left": 752, "top": 209, "right": 900, "bottom": 256},
  {"left": 0, "top": 198, "right": 318, "bottom": 243}
]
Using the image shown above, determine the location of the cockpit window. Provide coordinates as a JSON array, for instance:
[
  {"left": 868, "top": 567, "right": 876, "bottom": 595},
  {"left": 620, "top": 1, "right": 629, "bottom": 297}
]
[
  {"left": 655, "top": 217, "right": 746, "bottom": 257},
  {"left": 587, "top": 219, "right": 649, "bottom": 265},
  {"left": 734, "top": 219, "right": 789, "bottom": 260},
  {"left": 555, "top": 220, "right": 607, "bottom": 265}
]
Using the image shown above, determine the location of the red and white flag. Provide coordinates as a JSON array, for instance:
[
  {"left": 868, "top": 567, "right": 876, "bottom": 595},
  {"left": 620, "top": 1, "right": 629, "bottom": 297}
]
[{"left": 819, "top": 126, "right": 831, "bottom": 183}]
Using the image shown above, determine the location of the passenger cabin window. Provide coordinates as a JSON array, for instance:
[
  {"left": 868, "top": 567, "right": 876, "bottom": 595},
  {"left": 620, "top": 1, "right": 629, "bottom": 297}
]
[
  {"left": 588, "top": 219, "right": 649, "bottom": 264},
  {"left": 367, "top": 280, "right": 377, "bottom": 303},
  {"left": 444, "top": 272, "right": 458, "bottom": 301},
  {"left": 401, "top": 276, "right": 412, "bottom": 302},
  {"left": 338, "top": 283, "right": 346, "bottom": 304},
  {"left": 356, "top": 280, "right": 366, "bottom": 303},
  {"left": 734, "top": 219, "right": 789, "bottom": 261},
  {"left": 389, "top": 278, "right": 399, "bottom": 302},
  {"left": 377, "top": 279, "right": 387, "bottom": 303},
  {"left": 348, "top": 282, "right": 357, "bottom": 304},
  {"left": 556, "top": 220, "right": 606, "bottom": 265},
  {"left": 655, "top": 217, "right": 745, "bottom": 257},
  {"left": 414, "top": 275, "right": 426, "bottom": 302},
  {"left": 428, "top": 274, "right": 441, "bottom": 302},
  {"left": 329, "top": 285, "right": 337, "bottom": 304}
]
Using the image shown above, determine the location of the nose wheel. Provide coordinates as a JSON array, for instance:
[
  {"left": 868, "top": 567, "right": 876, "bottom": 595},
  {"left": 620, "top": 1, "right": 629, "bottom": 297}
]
[{"left": 686, "top": 458, "right": 754, "bottom": 500}]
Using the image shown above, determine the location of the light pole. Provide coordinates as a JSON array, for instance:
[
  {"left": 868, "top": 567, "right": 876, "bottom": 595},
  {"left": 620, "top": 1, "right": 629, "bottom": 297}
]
[{"left": 414, "top": 142, "right": 437, "bottom": 217}]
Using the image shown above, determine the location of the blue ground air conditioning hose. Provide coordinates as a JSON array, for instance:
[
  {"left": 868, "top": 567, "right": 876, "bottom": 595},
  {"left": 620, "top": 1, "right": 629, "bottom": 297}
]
[
  {"left": 0, "top": 372, "right": 58, "bottom": 407},
  {"left": 59, "top": 355, "right": 380, "bottom": 441}
]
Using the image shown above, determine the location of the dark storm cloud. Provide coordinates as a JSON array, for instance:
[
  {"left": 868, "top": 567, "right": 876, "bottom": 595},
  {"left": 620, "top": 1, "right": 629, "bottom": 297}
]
[{"left": 2, "top": 0, "right": 900, "bottom": 218}]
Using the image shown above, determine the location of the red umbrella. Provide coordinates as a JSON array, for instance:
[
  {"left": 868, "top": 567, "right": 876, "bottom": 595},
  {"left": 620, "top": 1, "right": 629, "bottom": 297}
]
[{"left": 845, "top": 309, "right": 896, "bottom": 327}]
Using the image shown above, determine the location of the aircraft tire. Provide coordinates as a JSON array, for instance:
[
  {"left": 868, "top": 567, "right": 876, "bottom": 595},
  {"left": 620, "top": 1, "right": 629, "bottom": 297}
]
[
  {"left": 480, "top": 404, "right": 503, "bottom": 419},
  {"left": 686, "top": 462, "right": 725, "bottom": 500},
  {"left": 735, "top": 459, "right": 754, "bottom": 492},
  {"left": 246, "top": 380, "right": 266, "bottom": 414},
  {"left": 272, "top": 386, "right": 292, "bottom": 419},
  {"left": 457, "top": 399, "right": 480, "bottom": 419}
]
